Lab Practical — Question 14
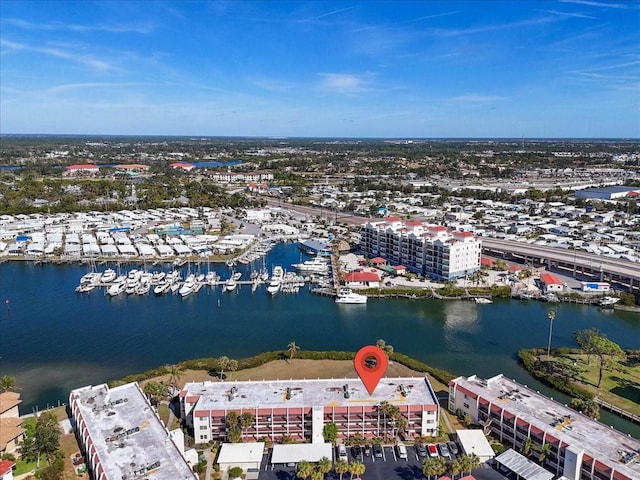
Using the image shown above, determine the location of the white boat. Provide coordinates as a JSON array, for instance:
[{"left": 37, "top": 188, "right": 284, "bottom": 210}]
[
  {"left": 474, "top": 297, "right": 493, "bottom": 304},
  {"left": 232, "top": 272, "right": 242, "bottom": 281},
  {"left": 151, "top": 271, "right": 166, "bottom": 283},
  {"left": 153, "top": 282, "right": 171, "bottom": 295},
  {"left": 542, "top": 293, "right": 559, "bottom": 302},
  {"left": 136, "top": 281, "right": 151, "bottom": 295},
  {"left": 107, "top": 282, "right": 126, "bottom": 296},
  {"left": 260, "top": 268, "right": 269, "bottom": 282},
  {"left": 100, "top": 268, "right": 117, "bottom": 283},
  {"left": 292, "top": 257, "right": 329, "bottom": 274},
  {"left": 224, "top": 277, "right": 238, "bottom": 292},
  {"left": 335, "top": 287, "right": 367, "bottom": 304},
  {"left": 179, "top": 274, "right": 197, "bottom": 297},
  {"left": 267, "top": 266, "right": 284, "bottom": 296},
  {"left": 599, "top": 296, "right": 620, "bottom": 307},
  {"left": 80, "top": 271, "right": 101, "bottom": 285}
]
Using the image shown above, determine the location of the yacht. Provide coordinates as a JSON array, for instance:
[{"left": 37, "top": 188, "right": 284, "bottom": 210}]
[
  {"left": 292, "top": 257, "right": 329, "bottom": 274},
  {"left": 599, "top": 296, "right": 620, "bottom": 307},
  {"left": 106, "top": 281, "right": 126, "bottom": 297},
  {"left": 136, "top": 281, "right": 151, "bottom": 295},
  {"left": 179, "top": 274, "right": 197, "bottom": 297},
  {"left": 153, "top": 281, "right": 171, "bottom": 295},
  {"left": 335, "top": 287, "right": 367, "bottom": 304},
  {"left": 474, "top": 297, "right": 493, "bottom": 304},
  {"left": 224, "top": 277, "right": 237, "bottom": 292},
  {"left": 100, "top": 268, "right": 117, "bottom": 283},
  {"left": 267, "top": 266, "right": 284, "bottom": 296},
  {"left": 542, "top": 293, "right": 560, "bottom": 302}
]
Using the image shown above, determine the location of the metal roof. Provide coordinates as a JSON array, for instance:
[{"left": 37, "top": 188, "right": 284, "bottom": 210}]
[{"left": 495, "top": 449, "right": 554, "bottom": 480}]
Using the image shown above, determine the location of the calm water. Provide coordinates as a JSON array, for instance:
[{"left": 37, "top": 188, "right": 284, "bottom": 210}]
[{"left": 1, "top": 243, "right": 638, "bottom": 437}]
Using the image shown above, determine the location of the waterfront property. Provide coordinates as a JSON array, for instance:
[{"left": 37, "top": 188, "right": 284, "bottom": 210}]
[
  {"left": 0, "top": 392, "right": 25, "bottom": 456},
  {"left": 361, "top": 219, "right": 481, "bottom": 280},
  {"left": 69, "top": 382, "right": 197, "bottom": 480},
  {"left": 448, "top": 374, "right": 640, "bottom": 480},
  {"left": 180, "top": 377, "right": 440, "bottom": 444}
]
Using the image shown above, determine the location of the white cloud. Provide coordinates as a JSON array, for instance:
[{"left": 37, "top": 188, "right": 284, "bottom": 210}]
[
  {"left": 447, "top": 94, "right": 505, "bottom": 104},
  {"left": 4, "top": 18, "right": 154, "bottom": 34},
  {"left": 317, "top": 73, "right": 371, "bottom": 95},
  {"left": 559, "top": 0, "right": 632, "bottom": 9}
]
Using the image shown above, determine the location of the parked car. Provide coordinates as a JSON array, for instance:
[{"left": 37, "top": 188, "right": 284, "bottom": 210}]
[
  {"left": 427, "top": 443, "right": 439, "bottom": 458},
  {"left": 363, "top": 444, "right": 371, "bottom": 457},
  {"left": 447, "top": 441, "right": 459, "bottom": 456},
  {"left": 396, "top": 442, "right": 408, "bottom": 460},
  {"left": 351, "top": 445, "right": 363, "bottom": 460},
  {"left": 438, "top": 442, "right": 451, "bottom": 458},
  {"left": 337, "top": 444, "right": 348, "bottom": 462},
  {"left": 416, "top": 443, "right": 427, "bottom": 457},
  {"left": 373, "top": 444, "right": 383, "bottom": 458}
]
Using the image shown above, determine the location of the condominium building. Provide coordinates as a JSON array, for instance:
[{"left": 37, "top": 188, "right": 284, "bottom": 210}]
[
  {"left": 180, "top": 377, "right": 440, "bottom": 444},
  {"left": 361, "top": 219, "right": 482, "bottom": 280},
  {"left": 448, "top": 374, "right": 640, "bottom": 480},
  {"left": 69, "top": 383, "right": 197, "bottom": 480}
]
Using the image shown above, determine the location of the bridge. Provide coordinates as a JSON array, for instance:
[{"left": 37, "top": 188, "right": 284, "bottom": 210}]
[{"left": 481, "top": 238, "right": 640, "bottom": 291}]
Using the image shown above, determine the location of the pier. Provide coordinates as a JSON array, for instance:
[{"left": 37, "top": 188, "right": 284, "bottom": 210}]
[{"left": 594, "top": 398, "right": 640, "bottom": 424}]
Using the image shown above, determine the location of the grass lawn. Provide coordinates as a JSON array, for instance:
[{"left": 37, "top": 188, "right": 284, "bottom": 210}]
[
  {"left": 13, "top": 457, "right": 38, "bottom": 476},
  {"left": 548, "top": 352, "right": 640, "bottom": 416}
]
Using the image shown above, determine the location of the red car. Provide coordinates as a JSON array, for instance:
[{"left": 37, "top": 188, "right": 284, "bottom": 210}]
[{"left": 427, "top": 443, "right": 439, "bottom": 458}]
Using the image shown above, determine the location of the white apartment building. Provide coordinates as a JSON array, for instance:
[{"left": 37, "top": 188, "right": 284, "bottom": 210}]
[
  {"left": 361, "top": 218, "right": 482, "bottom": 280},
  {"left": 448, "top": 374, "right": 640, "bottom": 480}
]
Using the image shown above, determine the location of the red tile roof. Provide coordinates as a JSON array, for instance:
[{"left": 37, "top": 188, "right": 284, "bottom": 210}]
[
  {"left": 540, "top": 273, "right": 562, "bottom": 285},
  {"left": 65, "top": 164, "right": 98, "bottom": 170},
  {"left": 0, "top": 460, "right": 15, "bottom": 476},
  {"left": 370, "top": 257, "right": 386, "bottom": 264},
  {"left": 345, "top": 271, "right": 380, "bottom": 282}
]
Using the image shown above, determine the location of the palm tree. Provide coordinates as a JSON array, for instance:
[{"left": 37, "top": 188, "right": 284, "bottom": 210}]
[
  {"left": 376, "top": 339, "right": 393, "bottom": 356},
  {"left": 539, "top": 443, "right": 552, "bottom": 465},
  {"left": 316, "top": 456, "right": 332, "bottom": 478},
  {"left": 0, "top": 376, "right": 19, "bottom": 393},
  {"left": 467, "top": 453, "right": 480, "bottom": 473},
  {"left": 287, "top": 341, "right": 300, "bottom": 360},
  {"left": 546, "top": 310, "right": 556, "bottom": 358},
  {"left": 449, "top": 457, "right": 463, "bottom": 480},
  {"left": 310, "top": 470, "right": 323, "bottom": 480},
  {"left": 296, "top": 460, "right": 313, "bottom": 479},
  {"left": 521, "top": 437, "right": 532, "bottom": 457},
  {"left": 217, "top": 356, "right": 230, "bottom": 379},
  {"left": 348, "top": 461, "right": 365, "bottom": 480},
  {"left": 164, "top": 364, "right": 184, "bottom": 391},
  {"left": 228, "top": 359, "right": 238, "bottom": 378},
  {"left": 422, "top": 457, "right": 447, "bottom": 480},
  {"left": 334, "top": 460, "right": 349, "bottom": 480}
]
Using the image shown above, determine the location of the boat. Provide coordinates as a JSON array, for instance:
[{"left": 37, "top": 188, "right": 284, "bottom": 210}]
[
  {"left": 267, "top": 266, "right": 284, "bottom": 296},
  {"left": 224, "top": 277, "right": 237, "bottom": 292},
  {"left": 100, "top": 268, "right": 117, "bottom": 283},
  {"left": 292, "top": 257, "right": 329, "bottom": 274},
  {"left": 599, "top": 296, "right": 620, "bottom": 307},
  {"left": 153, "top": 282, "right": 171, "bottom": 295},
  {"left": 335, "top": 287, "right": 367, "bottom": 304},
  {"left": 179, "top": 274, "right": 197, "bottom": 297},
  {"left": 232, "top": 272, "right": 242, "bottom": 281},
  {"left": 517, "top": 291, "right": 535, "bottom": 300},
  {"left": 474, "top": 297, "right": 493, "bottom": 304},
  {"left": 136, "top": 281, "right": 151, "bottom": 295},
  {"left": 226, "top": 258, "right": 236, "bottom": 268},
  {"left": 106, "top": 282, "right": 126, "bottom": 297},
  {"left": 542, "top": 293, "right": 559, "bottom": 302}
]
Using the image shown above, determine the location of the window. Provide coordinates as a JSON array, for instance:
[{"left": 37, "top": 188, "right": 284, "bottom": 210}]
[
  {"left": 200, "top": 435, "right": 208, "bottom": 440},
  {"left": 463, "top": 402, "right": 470, "bottom": 409},
  {"left": 199, "top": 425, "right": 207, "bottom": 430}
]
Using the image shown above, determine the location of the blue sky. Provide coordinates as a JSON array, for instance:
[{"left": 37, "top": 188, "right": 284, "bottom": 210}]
[{"left": 1, "top": 0, "right": 638, "bottom": 138}]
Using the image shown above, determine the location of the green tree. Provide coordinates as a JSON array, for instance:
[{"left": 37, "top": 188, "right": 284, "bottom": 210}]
[
  {"left": 228, "top": 466, "right": 244, "bottom": 479},
  {"left": 296, "top": 460, "right": 314, "bottom": 479},
  {"left": 570, "top": 398, "right": 600, "bottom": 419},
  {"left": 287, "top": 341, "right": 301, "bottom": 360},
  {"left": 323, "top": 422, "right": 338, "bottom": 444},
  {"left": 218, "top": 356, "right": 230, "bottom": 379},
  {"left": 20, "top": 411, "right": 60, "bottom": 467},
  {"left": 310, "top": 469, "right": 324, "bottom": 480},
  {"left": 0, "top": 376, "right": 19, "bottom": 393},
  {"left": 164, "top": 364, "right": 184, "bottom": 391},
  {"left": 317, "top": 456, "right": 332, "bottom": 478},
  {"left": 538, "top": 443, "right": 552, "bottom": 465},
  {"left": 591, "top": 335, "right": 626, "bottom": 388},
  {"left": 521, "top": 437, "right": 532, "bottom": 457},
  {"left": 376, "top": 339, "right": 394, "bottom": 356},
  {"left": 422, "top": 457, "right": 447, "bottom": 479},
  {"left": 334, "top": 460, "right": 349, "bottom": 480},
  {"left": 573, "top": 328, "right": 601, "bottom": 365},
  {"left": 348, "top": 461, "right": 365, "bottom": 480},
  {"left": 142, "top": 381, "right": 166, "bottom": 404},
  {"left": 240, "top": 411, "right": 255, "bottom": 429},
  {"left": 449, "top": 457, "right": 463, "bottom": 479}
]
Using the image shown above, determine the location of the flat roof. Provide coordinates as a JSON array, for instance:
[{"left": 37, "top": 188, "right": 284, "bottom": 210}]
[
  {"left": 217, "top": 442, "right": 265, "bottom": 464},
  {"left": 453, "top": 374, "right": 640, "bottom": 479},
  {"left": 271, "top": 443, "right": 333, "bottom": 464},
  {"left": 70, "top": 383, "right": 197, "bottom": 480},
  {"left": 495, "top": 449, "right": 553, "bottom": 480},
  {"left": 456, "top": 429, "right": 496, "bottom": 459},
  {"left": 184, "top": 377, "right": 438, "bottom": 411}
]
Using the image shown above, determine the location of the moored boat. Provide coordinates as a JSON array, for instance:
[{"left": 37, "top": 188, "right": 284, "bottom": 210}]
[
  {"left": 267, "top": 266, "right": 284, "bottom": 296},
  {"left": 335, "top": 287, "right": 367, "bottom": 304}
]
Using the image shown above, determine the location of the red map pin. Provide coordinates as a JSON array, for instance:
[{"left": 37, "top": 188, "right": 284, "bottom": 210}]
[{"left": 354, "top": 345, "right": 388, "bottom": 395}]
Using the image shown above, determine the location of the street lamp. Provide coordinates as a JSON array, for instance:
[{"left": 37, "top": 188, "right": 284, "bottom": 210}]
[{"left": 547, "top": 310, "right": 556, "bottom": 359}]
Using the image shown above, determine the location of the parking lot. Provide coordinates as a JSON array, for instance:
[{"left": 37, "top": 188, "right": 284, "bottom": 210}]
[{"left": 255, "top": 443, "right": 505, "bottom": 480}]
